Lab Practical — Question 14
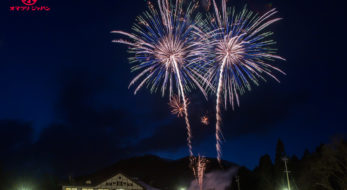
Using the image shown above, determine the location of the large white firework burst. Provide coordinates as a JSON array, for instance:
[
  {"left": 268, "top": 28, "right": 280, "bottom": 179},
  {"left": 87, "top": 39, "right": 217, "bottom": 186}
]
[
  {"left": 112, "top": 0, "right": 209, "bottom": 161},
  {"left": 202, "top": 0, "right": 286, "bottom": 163}
]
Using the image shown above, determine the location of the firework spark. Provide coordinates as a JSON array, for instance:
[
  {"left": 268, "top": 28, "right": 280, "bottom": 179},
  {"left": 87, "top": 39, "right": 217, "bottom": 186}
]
[
  {"left": 169, "top": 95, "right": 190, "bottom": 118},
  {"left": 203, "top": 0, "right": 285, "bottom": 163},
  {"left": 201, "top": 115, "right": 209, "bottom": 125},
  {"left": 192, "top": 155, "right": 208, "bottom": 190},
  {"left": 112, "top": 0, "right": 209, "bottom": 160}
]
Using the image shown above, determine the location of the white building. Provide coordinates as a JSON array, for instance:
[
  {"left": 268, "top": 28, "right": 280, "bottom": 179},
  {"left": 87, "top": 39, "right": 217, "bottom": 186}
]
[{"left": 62, "top": 172, "right": 160, "bottom": 190}]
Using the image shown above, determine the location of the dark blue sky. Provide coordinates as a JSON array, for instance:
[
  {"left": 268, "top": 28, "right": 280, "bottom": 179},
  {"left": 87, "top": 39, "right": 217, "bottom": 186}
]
[{"left": 1, "top": 0, "right": 346, "bottom": 175}]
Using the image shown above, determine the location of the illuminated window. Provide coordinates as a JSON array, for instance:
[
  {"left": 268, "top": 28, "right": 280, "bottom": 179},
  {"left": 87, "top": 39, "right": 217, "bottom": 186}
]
[
  {"left": 82, "top": 188, "right": 93, "bottom": 190},
  {"left": 66, "top": 188, "right": 77, "bottom": 190}
]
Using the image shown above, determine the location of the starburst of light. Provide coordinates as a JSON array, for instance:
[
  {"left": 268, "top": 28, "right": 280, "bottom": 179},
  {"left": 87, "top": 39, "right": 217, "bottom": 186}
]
[
  {"left": 202, "top": 0, "right": 285, "bottom": 163},
  {"left": 112, "top": 0, "right": 209, "bottom": 161},
  {"left": 169, "top": 95, "right": 190, "bottom": 118},
  {"left": 201, "top": 115, "right": 209, "bottom": 125}
]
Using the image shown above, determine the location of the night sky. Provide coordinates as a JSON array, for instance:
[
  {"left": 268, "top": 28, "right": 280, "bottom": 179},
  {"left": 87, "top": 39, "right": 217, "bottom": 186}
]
[{"left": 1, "top": 0, "right": 346, "bottom": 176}]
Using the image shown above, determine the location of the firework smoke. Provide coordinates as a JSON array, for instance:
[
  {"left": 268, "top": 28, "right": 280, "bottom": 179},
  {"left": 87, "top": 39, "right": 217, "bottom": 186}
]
[{"left": 189, "top": 168, "right": 237, "bottom": 190}]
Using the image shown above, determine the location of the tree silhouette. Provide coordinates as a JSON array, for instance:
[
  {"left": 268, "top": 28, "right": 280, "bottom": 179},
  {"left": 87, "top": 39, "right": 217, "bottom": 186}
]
[{"left": 254, "top": 154, "right": 275, "bottom": 190}]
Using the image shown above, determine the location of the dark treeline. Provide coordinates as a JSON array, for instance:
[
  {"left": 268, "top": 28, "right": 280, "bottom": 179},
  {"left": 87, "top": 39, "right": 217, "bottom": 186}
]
[
  {"left": 231, "top": 139, "right": 347, "bottom": 190},
  {"left": 0, "top": 139, "right": 346, "bottom": 190}
]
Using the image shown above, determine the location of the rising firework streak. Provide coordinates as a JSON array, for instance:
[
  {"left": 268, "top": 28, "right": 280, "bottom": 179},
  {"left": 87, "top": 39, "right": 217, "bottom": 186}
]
[{"left": 192, "top": 155, "right": 208, "bottom": 190}]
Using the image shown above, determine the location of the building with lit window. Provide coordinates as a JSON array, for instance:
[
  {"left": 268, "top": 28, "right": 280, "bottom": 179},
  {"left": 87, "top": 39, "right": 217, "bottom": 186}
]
[{"left": 62, "top": 172, "right": 159, "bottom": 190}]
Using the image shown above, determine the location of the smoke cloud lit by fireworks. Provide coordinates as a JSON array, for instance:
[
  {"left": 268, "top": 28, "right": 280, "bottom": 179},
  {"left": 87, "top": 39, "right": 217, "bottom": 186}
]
[{"left": 189, "top": 168, "right": 237, "bottom": 190}]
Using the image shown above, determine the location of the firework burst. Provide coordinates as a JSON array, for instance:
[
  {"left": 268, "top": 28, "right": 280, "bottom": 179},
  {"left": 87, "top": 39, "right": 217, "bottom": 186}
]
[
  {"left": 203, "top": 0, "right": 285, "bottom": 163},
  {"left": 112, "top": 0, "right": 209, "bottom": 159},
  {"left": 169, "top": 95, "right": 190, "bottom": 118},
  {"left": 201, "top": 115, "right": 209, "bottom": 125}
]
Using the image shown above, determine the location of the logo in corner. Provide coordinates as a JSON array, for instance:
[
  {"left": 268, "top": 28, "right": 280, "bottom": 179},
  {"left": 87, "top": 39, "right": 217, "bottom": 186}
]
[
  {"left": 10, "top": 0, "right": 51, "bottom": 12},
  {"left": 21, "top": 0, "right": 38, "bottom": 6}
]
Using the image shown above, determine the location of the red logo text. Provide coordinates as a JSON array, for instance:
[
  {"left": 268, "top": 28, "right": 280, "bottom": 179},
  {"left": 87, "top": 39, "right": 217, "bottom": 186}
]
[
  {"left": 21, "top": 0, "right": 38, "bottom": 6},
  {"left": 10, "top": 0, "right": 51, "bottom": 12}
]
